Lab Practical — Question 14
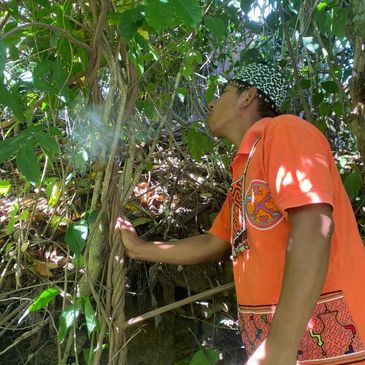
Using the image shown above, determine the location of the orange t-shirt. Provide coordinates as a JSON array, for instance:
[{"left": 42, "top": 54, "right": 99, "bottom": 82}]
[{"left": 210, "top": 115, "right": 365, "bottom": 364}]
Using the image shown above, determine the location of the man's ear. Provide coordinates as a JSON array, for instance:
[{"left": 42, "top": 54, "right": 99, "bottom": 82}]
[{"left": 238, "top": 86, "right": 258, "bottom": 109}]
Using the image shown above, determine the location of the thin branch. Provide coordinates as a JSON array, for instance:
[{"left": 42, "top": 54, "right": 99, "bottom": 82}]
[
  {"left": 122, "top": 282, "right": 234, "bottom": 329},
  {"left": 313, "top": 19, "right": 349, "bottom": 109},
  {"left": 2, "top": 22, "right": 90, "bottom": 51},
  {"left": 278, "top": 3, "right": 313, "bottom": 122},
  {"left": 0, "top": 10, "right": 10, "bottom": 32},
  {"left": 0, "top": 317, "right": 50, "bottom": 356}
]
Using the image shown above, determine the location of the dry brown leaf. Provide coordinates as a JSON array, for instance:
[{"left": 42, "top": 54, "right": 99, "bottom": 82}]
[{"left": 32, "top": 259, "right": 58, "bottom": 278}]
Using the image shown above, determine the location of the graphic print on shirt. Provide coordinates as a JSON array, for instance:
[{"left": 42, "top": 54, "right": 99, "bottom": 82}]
[
  {"left": 245, "top": 179, "right": 283, "bottom": 230},
  {"left": 239, "top": 291, "right": 365, "bottom": 364},
  {"left": 230, "top": 177, "right": 244, "bottom": 244}
]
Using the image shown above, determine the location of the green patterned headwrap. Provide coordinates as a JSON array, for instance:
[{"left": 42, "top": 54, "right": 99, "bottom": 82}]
[{"left": 229, "top": 63, "right": 288, "bottom": 112}]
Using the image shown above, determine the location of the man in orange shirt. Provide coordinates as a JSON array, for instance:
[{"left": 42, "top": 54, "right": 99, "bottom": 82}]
[{"left": 118, "top": 63, "right": 365, "bottom": 364}]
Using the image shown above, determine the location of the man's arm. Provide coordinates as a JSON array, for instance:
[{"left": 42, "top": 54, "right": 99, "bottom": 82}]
[
  {"left": 248, "top": 203, "right": 333, "bottom": 365},
  {"left": 116, "top": 217, "right": 230, "bottom": 265}
]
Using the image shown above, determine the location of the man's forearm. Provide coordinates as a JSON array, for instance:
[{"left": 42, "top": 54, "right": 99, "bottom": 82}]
[
  {"left": 265, "top": 205, "right": 333, "bottom": 361},
  {"left": 131, "top": 233, "right": 229, "bottom": 265}
]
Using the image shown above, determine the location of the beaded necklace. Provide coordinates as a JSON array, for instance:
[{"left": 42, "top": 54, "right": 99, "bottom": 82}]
[{"left": 230, "top": 138, "right": 261, "bottom": 260}]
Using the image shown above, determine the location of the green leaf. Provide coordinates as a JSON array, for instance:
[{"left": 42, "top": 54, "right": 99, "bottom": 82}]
[
  {"left": 119, "top": 6, "right": 145, "bottom": 41},
  {"left": 333, "top": 101, "right": 343, "bottom": 117},
  {"left": 36, "top": 131, "right": 59, "bottom": 158},
  {"left": 0, "top": 180, "right": 11, "bottom": 196},
  {"left": 49, "top": 126, "right": 63, "bottom": 136},
  {"left": 33, "top": 60, "right": 68, "bottom": 96},
  {"left": 266, "top": 11, "right": 280, "bottom": 30},
  {"left": 34, "top": 0, "right": 50, "bottom": 7},
  {"left": 343, "top": 171, "right": 362, "bottom": 200},
  {"left": 332, "top": 8, "right": 349, "bottom": 38},
  {"left": 317, "top": 2, "right": 329, "bottom": 11},
  {"left": 240, "top": 0, "right": 255, "bottom": 13},
  {"left": 0, "top": 138, "right": 21, "bottom": 163},
  {"left": 58, "top": 301, "right": 82, "bottom": 343},
  {"left": 182, "top": 124, "right": 214, "bottom": 160},
  {"left": 83, "top": 347, "right": 95, "bottom": 365},
  {"left": 315, "top": 9, "right": 332, "bottom": 35},
  {"left": 16, "top": 144, "right": 41, "bottom": 185},
  {"left": 205, "top": 75, "right": 226, "bottom": 104},
  {"left": 176, "top": 87, "right": 186, "bottom": 102},
  {"left": 86, "top": 209, "right": 100, "bottom": 225},
  {"left": 65, "top": 220, "right": 88, "bottom": 257},
  {"left": 6, "top": 202, "right": 19, "bottom": 235},
  {"left": 301, "top": 79, "right": 311, "bottom": 89},
  {"left": 319, "top": 102, "right": 331, "bottom": 116},
  {"left": 173, "top": 0, "right": 202, "bottom": 27},
  {"left": 321, "top": 80, "right": 338, "bottom": 93},
  {"left": 33, "top": 60, "right": 53, "bottom": 91},
  {"left": 0, "top": 40, "right": 6, "bottom": 80},
  {"left": 313, "top": 92, "right": 325, "bottom": 106},
  {"left": 73, "top": 147, "right": 89, "bottom": 172},
  {"left": 240, "top": 48, "right": 263, "bottom": 64},
  {"left": 83, "top": 297, "right": 97, "bottom": 338},
  {"left": 204, "top": 16, "right": 227, "bottom": 39},
  {"left": 190, "top": 348, "right": 220, "bottom": 365},
  {"left": 245, "top": 20, "right": 262, "bottom": 34},
  {"left": 29, "top": 288, "right": 60, "bottom": 312},
  {"left": 145, "top": 0, "right": 175, "bottom": 33},
  {"left": 0, "top": 82, "right": 23, "bottom": 120}
]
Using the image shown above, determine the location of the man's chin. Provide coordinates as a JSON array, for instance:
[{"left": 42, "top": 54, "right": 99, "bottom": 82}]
[
  {"left": 207, "top": 119, "right": 219, "bottom": 137},
  {"left": 208, "top": 125, "right": 222, "bottom": 138}
]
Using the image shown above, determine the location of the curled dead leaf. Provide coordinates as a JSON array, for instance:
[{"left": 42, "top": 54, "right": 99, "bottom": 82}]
[{"left": 32, "top": 259, "right": 59, "bottom": 278}]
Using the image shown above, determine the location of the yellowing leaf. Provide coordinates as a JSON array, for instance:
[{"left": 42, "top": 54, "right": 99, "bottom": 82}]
[
  {"left": 132, "top": 217, "right": 153, "bottom": 227},
  {"left": 48, "top": 181, "right": 61, "bottom": 206},
  {"left": 137, "top": 28, "right": 150, "bottom": 39},
  {"left": 125, "top": 202, "right": 139, "bottom": 212},
  {"left": 0, "top": 180, "right": 11, "bottom": 196},
  {"left": 21, "top": 240, "right": 29, "bottom": 252}
]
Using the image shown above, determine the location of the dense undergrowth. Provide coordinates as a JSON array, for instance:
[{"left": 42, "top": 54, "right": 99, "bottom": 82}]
[{"left": 0, "top": 1, "right": 364, "bottom": 364}]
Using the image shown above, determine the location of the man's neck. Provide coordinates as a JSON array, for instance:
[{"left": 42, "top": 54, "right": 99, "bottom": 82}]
[{"left": 230, "top": 115, "right": 262, "bottom": 149}]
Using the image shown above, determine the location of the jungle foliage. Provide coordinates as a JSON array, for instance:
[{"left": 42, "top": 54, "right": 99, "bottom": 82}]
[{"left": 0, "top": 0, "right": 364, "bottom": 364}]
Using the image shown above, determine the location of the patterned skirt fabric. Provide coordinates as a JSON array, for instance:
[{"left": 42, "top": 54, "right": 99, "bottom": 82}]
[{"left": 238, "top": 291, "right": 365, "bottom": 364}]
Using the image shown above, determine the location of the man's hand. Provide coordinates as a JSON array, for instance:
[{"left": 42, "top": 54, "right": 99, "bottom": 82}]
[
  {"left": 245, "top": 340, "right": 297, "bottom": 365},
  {"left": 115, "top": 217, "right": 144, "bottom": 259}
]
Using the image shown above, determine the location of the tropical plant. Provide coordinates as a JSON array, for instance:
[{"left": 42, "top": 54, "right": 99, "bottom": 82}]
[{"left": 0, "top": 1, "right": 363, "bottom": 364}]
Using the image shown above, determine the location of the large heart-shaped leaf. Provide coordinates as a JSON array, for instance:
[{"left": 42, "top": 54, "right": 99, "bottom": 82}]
[
  {"left": 204, "top": 16, "right": 227, "bottom": 39},
  {"left": 119, "top": 6, "right": 145, "bottom": 41},
  {"left": 146, "top": 0, "right": 175, "bottom": 33},
  {"left": 174, "top": 0, "right": 202, "bottom": 27}
]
